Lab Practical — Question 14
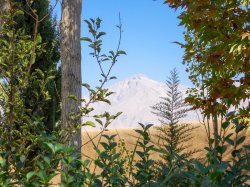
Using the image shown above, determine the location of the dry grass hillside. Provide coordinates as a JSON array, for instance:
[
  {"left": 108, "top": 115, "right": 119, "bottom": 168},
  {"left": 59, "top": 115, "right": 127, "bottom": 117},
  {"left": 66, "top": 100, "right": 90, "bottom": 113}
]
[
  {"left": 82, "top": 123, "right": 206, "bottom": 162},
  {"left": 51, "top": 122, "right": 250, "bottom": 185},
  {"left": 82, "top": 122, "right": 249, "bottom": 162}
]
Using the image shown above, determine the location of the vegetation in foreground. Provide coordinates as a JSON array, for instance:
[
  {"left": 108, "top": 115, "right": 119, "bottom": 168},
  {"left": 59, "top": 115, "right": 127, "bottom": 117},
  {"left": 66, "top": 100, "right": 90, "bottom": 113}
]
[{"left": 0, "top": 0, "right": 249, "bottom": 186}]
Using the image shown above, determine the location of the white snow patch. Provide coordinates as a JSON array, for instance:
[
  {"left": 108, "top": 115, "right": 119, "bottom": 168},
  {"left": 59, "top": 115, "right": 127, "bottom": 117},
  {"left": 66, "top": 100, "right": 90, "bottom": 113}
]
[{"left": 83, "top": 74, "right": 201, "bottom": 130}]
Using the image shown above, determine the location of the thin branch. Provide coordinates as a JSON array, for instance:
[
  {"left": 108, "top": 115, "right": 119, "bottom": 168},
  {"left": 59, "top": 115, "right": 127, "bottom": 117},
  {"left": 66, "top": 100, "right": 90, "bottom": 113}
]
[{"left": 84, "top": 14, "right": 123, "bottom": 109}]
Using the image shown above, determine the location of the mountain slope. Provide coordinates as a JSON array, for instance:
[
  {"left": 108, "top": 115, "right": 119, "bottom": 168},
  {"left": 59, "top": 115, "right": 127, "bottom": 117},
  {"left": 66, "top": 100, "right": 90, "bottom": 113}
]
[{"left": 85, "top": 74, "right": 200, "bottom": 129}]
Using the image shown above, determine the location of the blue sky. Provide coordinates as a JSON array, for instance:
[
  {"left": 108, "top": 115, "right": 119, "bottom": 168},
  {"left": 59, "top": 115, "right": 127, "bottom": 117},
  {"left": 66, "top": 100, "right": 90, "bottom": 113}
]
[{"left": 51, "top": 0, "right": 191, "bottom": 87}]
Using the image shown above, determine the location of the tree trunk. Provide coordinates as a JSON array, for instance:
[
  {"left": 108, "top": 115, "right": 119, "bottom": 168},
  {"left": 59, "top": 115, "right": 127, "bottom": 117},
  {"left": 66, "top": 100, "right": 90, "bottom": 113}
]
[
  {"left": 60, "top": 0, "right": 82, "bottom": 150},
  {"left": 213, "top": 114, "right": 219, "bottom": 161},
  {"left": 213, "top": 115, "right": 219, "bottom": 148}
]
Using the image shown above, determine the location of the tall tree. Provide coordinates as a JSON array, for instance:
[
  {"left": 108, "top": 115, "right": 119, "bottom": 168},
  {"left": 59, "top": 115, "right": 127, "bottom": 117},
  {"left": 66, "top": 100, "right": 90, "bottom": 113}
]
[
  {"left": 60, "top": 0, "right": 82, "bottom": 149},
  {"left": 13, "top": 0, "right": 61, "bottom": 132},
  {"left": 165, "top": 0, "right": 250, "bottom": 149}
]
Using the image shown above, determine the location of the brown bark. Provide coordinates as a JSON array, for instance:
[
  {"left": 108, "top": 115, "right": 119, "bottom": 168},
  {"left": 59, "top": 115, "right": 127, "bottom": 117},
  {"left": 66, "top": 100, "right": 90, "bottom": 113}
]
[{"left": 60, "top": 0, "right": 82, "bottom": 150}]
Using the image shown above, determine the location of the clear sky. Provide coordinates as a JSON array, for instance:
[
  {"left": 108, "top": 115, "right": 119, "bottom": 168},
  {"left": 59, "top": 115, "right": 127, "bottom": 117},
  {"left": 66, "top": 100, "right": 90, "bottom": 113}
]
[{"left": 51, "top": 0, "right": 191, "bottom": 87}]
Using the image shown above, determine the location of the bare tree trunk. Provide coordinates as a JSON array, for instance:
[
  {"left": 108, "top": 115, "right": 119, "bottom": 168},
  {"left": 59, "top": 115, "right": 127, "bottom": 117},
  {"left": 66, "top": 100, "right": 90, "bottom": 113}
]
[
  {"left": 60, "top": 0, "right": 82, "bottom": 150},
  {"left": 213, "top": 114, "right": 219, "bottom": 161},
  {"left": 213, "top": 115, "right": 219, "bottom": 147}
]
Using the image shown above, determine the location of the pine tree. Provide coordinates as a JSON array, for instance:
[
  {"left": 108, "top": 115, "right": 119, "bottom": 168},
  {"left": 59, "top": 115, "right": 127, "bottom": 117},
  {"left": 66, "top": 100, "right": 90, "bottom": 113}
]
[
  {"left": 0, "top": 0, "right": 61, "bottom": 171},
  {"left": 13, "top": 0, "right": 61, "bottom": 132},
  {"left": 152, "top": 68, "right": 198, "bottom": 184}
]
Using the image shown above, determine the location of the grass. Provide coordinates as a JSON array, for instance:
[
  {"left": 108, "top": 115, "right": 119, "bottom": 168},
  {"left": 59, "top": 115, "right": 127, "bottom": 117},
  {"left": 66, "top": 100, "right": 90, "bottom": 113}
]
[{"left": 50, "top": 122, "right": 250, "bottom": 185}]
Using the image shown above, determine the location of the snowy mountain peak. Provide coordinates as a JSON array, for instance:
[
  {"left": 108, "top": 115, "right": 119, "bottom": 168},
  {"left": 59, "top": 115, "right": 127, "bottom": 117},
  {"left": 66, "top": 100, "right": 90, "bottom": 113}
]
[
  {"left": 85, "top": 74, "right": 199, "bottom": 129},
  {"left": 129, "top": 74, "right": 150, "bottom": 81},
  {"left": 111, "top": 73, "right": 164, "bottom": 91}
]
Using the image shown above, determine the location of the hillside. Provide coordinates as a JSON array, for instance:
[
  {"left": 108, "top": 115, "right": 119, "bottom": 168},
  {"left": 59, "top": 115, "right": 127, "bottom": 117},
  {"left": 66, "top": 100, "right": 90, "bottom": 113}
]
[{"left": 83, "top": 74, "right": 201, "bottom": 130}]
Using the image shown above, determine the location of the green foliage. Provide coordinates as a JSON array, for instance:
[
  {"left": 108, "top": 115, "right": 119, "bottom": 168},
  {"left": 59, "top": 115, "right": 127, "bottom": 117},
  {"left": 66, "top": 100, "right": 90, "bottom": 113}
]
[
  {"left": 79, "top": 17, "right": 125, "bottom": 133},
  {"left": 133, "top": 123, "right": 156, "bottom": 186},
  {"left": 94, "top": 134, "right": 128, "bottom": 186},
  {"left": 181, "top": 113, "right": 250, "bottom": 186},
  {"left": 165, "top": 0, "right": 250, "bottom": 151},
  {"left": 0, "top": 4, "right": 249, "bottom": 187},
  {"left": 165, "top": 0, "right": 250, "bottom": 119},
  {"left": 151, "top": 68, "right": 199, "bottom": 184},
  {"left": 152, "top": 68, "right": 189, "bottom": 124},
  {"left": 13, "top": 0, "right": 61, "bottom": 132},
  {"left": 0, "top": 13, "right": 128, "bottom": 186}
]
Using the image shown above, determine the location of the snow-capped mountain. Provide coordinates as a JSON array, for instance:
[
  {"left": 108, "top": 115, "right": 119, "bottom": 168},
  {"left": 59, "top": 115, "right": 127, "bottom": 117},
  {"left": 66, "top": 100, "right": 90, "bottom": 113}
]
[{"left": 84, "top": 74, "right": 200, "bottom": 129}]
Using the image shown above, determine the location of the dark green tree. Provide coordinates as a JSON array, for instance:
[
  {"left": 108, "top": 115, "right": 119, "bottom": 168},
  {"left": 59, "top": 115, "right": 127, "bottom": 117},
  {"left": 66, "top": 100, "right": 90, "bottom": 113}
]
[
  {"left": 14, "top": 0, "right": 61, "bottom": 132},
  {"left": 0, "top": 0, "right": 61, "bottom": 172},
  {"left": 152, "top": 68, "right": 198, "bottom": 185}
]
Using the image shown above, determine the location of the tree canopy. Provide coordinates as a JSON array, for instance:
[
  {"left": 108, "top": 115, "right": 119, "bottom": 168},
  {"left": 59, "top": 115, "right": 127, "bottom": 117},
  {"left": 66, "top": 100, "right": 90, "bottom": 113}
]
[{"left": 165, "top": 0, "right": 250, "bottom": 119}]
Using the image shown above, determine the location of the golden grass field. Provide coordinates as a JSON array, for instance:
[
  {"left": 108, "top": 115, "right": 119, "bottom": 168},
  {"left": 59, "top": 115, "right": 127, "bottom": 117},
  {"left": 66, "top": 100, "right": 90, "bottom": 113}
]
[
  {"left": 82, "top": 124, "right": 206, "bottom": 161},
  {"left": 51, "top": 123, "right": 250, "bottom": 185}
]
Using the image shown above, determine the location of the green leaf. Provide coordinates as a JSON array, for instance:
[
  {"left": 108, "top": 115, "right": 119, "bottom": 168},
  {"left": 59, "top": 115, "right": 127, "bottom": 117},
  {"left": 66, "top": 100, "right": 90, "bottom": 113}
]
[
  {"left": 0, "top": 159, "right": 6, "bottom": 167},
  {"left": 80, "top": 160, "right": 90, "bottom": 167},
  {"left": 36, "top": 34, "right": 42, "bottom": 44},
  {"left": 135, "top": 129, "right": 143, "bottom": 135},
  {"left": 96, "top": 32, "right": 106, "bottom": 39},
  {"left": 43, "top": 156, "right": 51, "bottom": 165},
  {"left": 100, "top": 142, "right": 109, "bottom": 149},
  {"left": 117, "top": 50, "right": 127, "bottom": 55},
  {"left": 112, "top": 153, "right": 120, "bottom": 161},
  {"left": 109, "top": 76, "right": 117, "bottom": 80},
  {"left": 236, "top": 124, "right": 245, "bottom": 133},
  {"left": 82, "top": 83, "right": 91, "bottom": 90},
  {"left": 226, "top": 138, "right": 234, "bottom": 146},
  {"left": 115, "top": 112, "right": 122, "bottom": 118},
  {"left": 145, "top": 124, "right": 154, "bottom": 131},
  {"left": 95, "top": 119, "right": 103, "bottom": 126},
  {"left": 236, "top": 136, "right": 246, "bottom": 145},
  {"left": 47, "top": 75, "right": 55, "bottom": 80},
  {"left": 37, "top": 171, "right": 46, "bottom": 181},
  {"left": 44, "top": 142, "right": 55, "bottom": 154},
  {"left": 101, "top": 99, "right": 111, "bottom": 105},
  {"left": 222, "top": 121, "right": 230, "bottom": 129},
  {"left": 194, "top": 160, "right": 206, "bottom": 173},
  {"left": 110, "top": 134, "right": 117, "bottom": 139},
  {"left": 55, "top": 144, "right": 63, "bottom": 153},
  {"left": 84, "top": 121, "right": 96, "bottom": 127},
  {"left": 81, "top": 37, "right": 92, "bottom": 42},
  {"left": 210, "top": 170, "right": 223, "bottom": 180},
  {"left": 35, "top": 68, "right": 44, "bottom": 78},
  {"left": 96, "top": 17, "right": 102, "bottom": 29},
  {"left": 68, "top": 95, "right": 78, "bottom": 101},
  {"left": 232, "top": 149, "right": 240, "bottom": 157},
  {"left": 26, "top": 172, "right": 35, "bottom": 181}
]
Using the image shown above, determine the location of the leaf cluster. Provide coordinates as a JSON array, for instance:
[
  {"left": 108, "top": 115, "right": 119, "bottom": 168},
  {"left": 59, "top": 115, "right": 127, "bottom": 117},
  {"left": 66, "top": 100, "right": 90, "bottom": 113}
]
[{"left": 165, "top": 0, "right": 250, "bottom": 119}]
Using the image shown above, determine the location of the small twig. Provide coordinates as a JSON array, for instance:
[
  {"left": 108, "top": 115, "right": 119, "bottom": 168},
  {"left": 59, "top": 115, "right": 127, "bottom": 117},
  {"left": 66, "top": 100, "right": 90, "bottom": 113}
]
[{"left": 82, "top": 130, "right": 104, "bottom": 146}]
